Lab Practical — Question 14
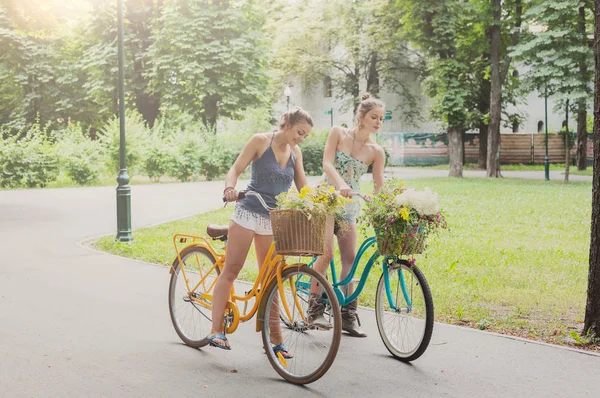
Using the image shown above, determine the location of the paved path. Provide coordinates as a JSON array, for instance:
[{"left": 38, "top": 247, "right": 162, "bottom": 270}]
[{"left": 0, "top": 175, "right": 598, "bottom": 398}]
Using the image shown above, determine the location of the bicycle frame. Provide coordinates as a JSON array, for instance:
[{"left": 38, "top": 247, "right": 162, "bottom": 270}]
[
  {"left": 306, "top": 235, "right": 412, "bottom": 312},
  {"left": 172, "top": 233, "right": 307, "bottom": 333}
]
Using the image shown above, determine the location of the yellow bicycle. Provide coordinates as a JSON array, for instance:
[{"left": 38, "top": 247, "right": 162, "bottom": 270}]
[{"left": 168, "top": 191, "right": 341, "bottom": 385}]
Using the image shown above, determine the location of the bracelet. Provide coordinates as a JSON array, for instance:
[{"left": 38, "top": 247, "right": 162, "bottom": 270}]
[{"left": 223, "top": 187, "right": 235, "bottom": 195}]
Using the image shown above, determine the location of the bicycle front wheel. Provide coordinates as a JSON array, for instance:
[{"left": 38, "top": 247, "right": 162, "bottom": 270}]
[
  {"left": 375, "top": 260, "right": 434, "bottom": 362},
  {"left": 168, "top": 245, "right": 220, "bottom": 348},
  {"left": 261, "top": 266, "right": 341, "bottom": 385}
]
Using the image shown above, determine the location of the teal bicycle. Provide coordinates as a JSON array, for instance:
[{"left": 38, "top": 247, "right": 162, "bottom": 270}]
[{"left": 284, "top": 196, "right": 434, "bottom": 362}]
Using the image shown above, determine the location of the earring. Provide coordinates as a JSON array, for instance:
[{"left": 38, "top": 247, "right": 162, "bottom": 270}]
[{"left": 359, "top": 123, "right": 364, "bottom": 130}]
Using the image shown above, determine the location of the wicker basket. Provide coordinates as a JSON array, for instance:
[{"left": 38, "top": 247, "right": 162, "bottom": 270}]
[
  {"left": 375, "top": 227, "right": 426, "bottom": 257},
  {"left": 270, "top": 209, "right": 327, "bottom": 256}
]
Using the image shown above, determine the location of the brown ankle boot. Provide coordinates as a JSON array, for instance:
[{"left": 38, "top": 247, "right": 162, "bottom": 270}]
[
  {"left": 307, "top": 293, "right": 332, "bottom": 329},
  {"left": 341, "top": 300, "right": 367, "bottom": 337}
]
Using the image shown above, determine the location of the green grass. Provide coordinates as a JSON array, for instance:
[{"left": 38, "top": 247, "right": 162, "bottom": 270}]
[
  {"left": 92, "top": 177, "right": 596, "bottom": 349},
  {"left": 413, "top": 162, "right": 594, "bottom": 174}
]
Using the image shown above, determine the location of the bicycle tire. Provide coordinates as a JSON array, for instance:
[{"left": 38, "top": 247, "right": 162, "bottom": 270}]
[
  {"left": 168, "top": 245, "right": 219, "bottom": 348},
  {"left": 261, "top": 266, "right": 341, "bottom": 385},
  {"left": 375, "top": 260, "right": 434, "bottom": 362}
]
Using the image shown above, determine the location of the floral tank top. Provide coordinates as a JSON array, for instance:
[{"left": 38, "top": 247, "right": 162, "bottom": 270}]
[{"left": 322, "top": 151, "right": 369, "bottom": 223}]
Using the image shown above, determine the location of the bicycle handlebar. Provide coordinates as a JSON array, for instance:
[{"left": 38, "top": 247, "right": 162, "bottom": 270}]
[
  {"left": 222, "top": 190, "right": 274, "bottom": 211},
  {"left": 222, "top": 189, "right": 366, "bottom": 210}
]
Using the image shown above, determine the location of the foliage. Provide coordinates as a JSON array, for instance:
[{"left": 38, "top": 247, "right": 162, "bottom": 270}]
[
  {"left": 395, "top": 0, "right": 487, "bottom": 131},
  {"left": 268, "top": 0, "right": 418, "bottom": 119},
  {"left": 359, "top": 178, "right": 446, "bottom": 254},
  {"left": 55, "top": 124, "right": 102, "bottom": 185},
  {"left": 96, "top": 111, "right": 150, "bottom": 175},
  {"left": 299, "top": 129, "right": 328, "bottom": 176},
  {"left": 510, "top": 0, "right": 593, "bottom": 108},
  {"left": 0, "top": 124, "right": 59, "bottom": 188},
  {"left": 148, "top": 0, "right": 270, "bottom": 127}
]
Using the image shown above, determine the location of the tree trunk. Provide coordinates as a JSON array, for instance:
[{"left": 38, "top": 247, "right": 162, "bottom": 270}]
[
  {"left": 448, "top": 127, "right": 464, "bottom": 178},
  {"left": 129, "top": 0, "right": 161, "bottom": 128},
  {"left": 583, "top": 0, "right": 600, "bottom": 338},
  {"left": 366, "top": 52, "right": 380, "bottom": 97},
  {"left": 487, "top": 0, "right": 502, "bottom": 178},
  {"left": 564, "top": 99, "right": 570, "bottom": 183},
  {"left": 577, "top": 104, "right": 588, "bottom": 170},
  {"left": 577, "top": 6, "right": 589, "bottom": 171},
  {"left": 202, "top": 94, "right": 220, "bottom": 131},
  {"left": 352, "top": 66, "right": 361, "bottom": 114},
  {"left": 478, "top": 76, "right": 491, "bottom": 169},
  {"left": 479, "top": 122, "right": 489, "bottom": 170}
]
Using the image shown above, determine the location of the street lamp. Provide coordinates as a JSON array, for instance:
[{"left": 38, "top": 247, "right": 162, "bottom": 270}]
[
  {"left": 544, "top": 86, "right": 550, "bottom": 181},
  {"left": 116, "top": 0, "right": 132, "bottom": 242},
  {"left": 284, "top": 85, "right": 291, "bottom": 110}
]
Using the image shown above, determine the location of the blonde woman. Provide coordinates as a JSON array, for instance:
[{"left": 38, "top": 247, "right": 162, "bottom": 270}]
[{"left": 308, "top": 93, "right": 386, "bottom": 337}]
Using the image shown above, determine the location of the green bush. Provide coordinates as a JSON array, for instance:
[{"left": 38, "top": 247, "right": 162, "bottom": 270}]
[
  {"left": 144, "top": 144, "right": 172, "bottom": 181},
  {"left": 199, "top": 135, "right": 239, "bottom": 181},
  {"left": 166, "top": 130, "right": 206, "bottom": 182},
  {"left": 300, "top": 129, "right": 328, "bottom": 176},
  {"left": 55, "top": 124, "right": 102, "bottom": 185},
  {"left": 97, "top": 111, "right": 149, "bottom": 175},
  {"left": 0, "top": 127, "right": 59, "bottom": 188}
]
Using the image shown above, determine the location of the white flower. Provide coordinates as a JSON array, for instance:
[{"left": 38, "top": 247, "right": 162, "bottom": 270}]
[{"left": 394, "top": 187, "right": 439, "bottom": 215}]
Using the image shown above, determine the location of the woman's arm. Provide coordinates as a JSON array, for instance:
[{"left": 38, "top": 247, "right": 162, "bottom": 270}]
[
  {"left": 322, "top": 127, "right": 351, "bottom": 196},
  {"left": 293, "top": 146, "right": 308, "bottom": 190},
  {"left": 223, "top": 135, "right": 261, "bottom": 201},
  {"left": 371, "top": 145, "right": 386, "bottom": 193}
]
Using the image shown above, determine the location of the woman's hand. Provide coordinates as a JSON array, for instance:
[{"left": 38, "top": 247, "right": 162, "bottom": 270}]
[
  {"left": 339, "top": 184, "right": 352, "bottom": 198},
  {"left": 223, "top": 187, "right": 238, "bottom": 202}
]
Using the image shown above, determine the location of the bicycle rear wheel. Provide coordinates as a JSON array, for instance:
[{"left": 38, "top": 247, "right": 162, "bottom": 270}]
[
  {"left": 261, "top": 266, "right": 341, "bottom": 385},
  {"left": 375, "top": 260, "right": 433, "bottom": 362},
  {"left": 168, "top": 245, "right": 219, "bottom": 348}
]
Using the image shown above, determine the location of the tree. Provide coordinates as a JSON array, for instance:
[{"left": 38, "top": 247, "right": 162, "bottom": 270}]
[
  {"left": 397, "top": 0, "right": 492, "bottom": 177},
  {"left": 487, "top": 0, "right": 522, "bottom": 178},
  {"left": 269, "top": 0, "right": 418, "bottom": 118},
  {"left": 584, "top": 0, "right": 600, "bottom": 340},
  {"left": 511, "top": 0, "right": 593, "bottom": 180},
  {"left": 148, "top": 0, "right": 269, "bottom": 129}
]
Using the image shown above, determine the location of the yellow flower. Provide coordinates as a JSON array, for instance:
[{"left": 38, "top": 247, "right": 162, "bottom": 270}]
[
  {"left": 329, "top": 186, "right": 335, "bottom": 193},
  {"left": 399, "top": 207, "right": 410, "bottom": 221},
  {"left": 298, "top": 186, "right": 312, "bottom": 199}
]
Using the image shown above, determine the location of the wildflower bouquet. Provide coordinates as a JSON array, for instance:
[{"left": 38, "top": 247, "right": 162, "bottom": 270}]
[
  {"left": 359, "top": 179, "right": 446, "bottom": 256},
  {"left": 271, "top": 185, "right": 349, "bottom": 256},
  {"left": 275, "top": 185, "right": 349, "bottom": 221}
]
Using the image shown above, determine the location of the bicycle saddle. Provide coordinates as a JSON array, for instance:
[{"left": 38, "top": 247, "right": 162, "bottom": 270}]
[{"left": 207, "top": 224, "right": 229, "bottom": 239}]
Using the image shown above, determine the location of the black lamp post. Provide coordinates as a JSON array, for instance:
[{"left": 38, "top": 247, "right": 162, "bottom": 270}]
[{"left": 116, "top": 0, "right": 132, "bottom": 242}]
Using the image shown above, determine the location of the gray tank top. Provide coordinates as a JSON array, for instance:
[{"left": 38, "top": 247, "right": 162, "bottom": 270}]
[{"left": 238, "top": 134, "right": 296, "bottom": 217}]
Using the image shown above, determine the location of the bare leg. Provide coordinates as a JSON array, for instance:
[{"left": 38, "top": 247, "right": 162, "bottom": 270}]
[
  {"left": 336, "top": 222, "right": 366, "bottom": 337},
  {"left": 336, "top": 222, "right": 358, "bottom": 296},
  {"left": 208, "top": 221, "right": 254, "bottom": 348},
  {"left": 310, "top": 217, "right": 335, "bottom": 294},
  {"left": 254, "top": 233, "right": 289, "bottom": 355}
]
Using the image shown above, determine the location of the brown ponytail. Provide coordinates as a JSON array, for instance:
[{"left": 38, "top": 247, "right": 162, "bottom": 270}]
[{"left": 279, "top": 107, "right": 314, "bottom": 130}]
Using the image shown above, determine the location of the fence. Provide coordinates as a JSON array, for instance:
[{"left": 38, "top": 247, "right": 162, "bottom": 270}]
[{"left": 380, "top": 132, "right": 593, "bottom": 166}]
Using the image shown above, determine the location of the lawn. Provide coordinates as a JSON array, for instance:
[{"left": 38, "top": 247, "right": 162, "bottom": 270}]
[
  {"left": 414, "top": 162, "right": 594, "bottom": 176},
  {"left": 93, "top": 177, "right": 596, "bottom": 350}
]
